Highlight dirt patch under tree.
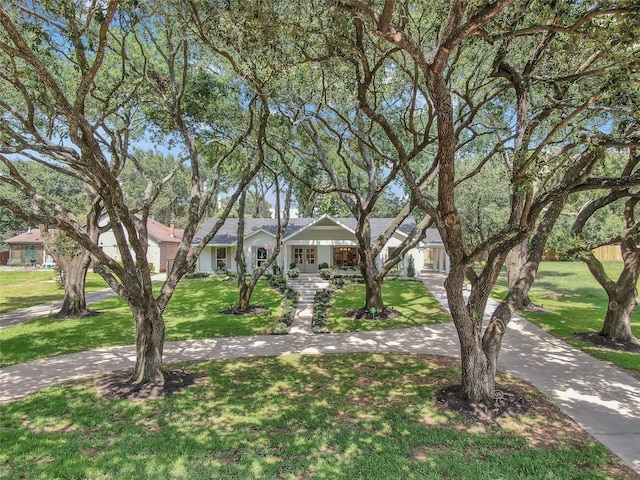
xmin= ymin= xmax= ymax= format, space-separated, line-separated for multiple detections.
xmin=94 ymin=368 xmax=199 ymax=401
xmin=344 ymin=306 xmax=402 ymax=320
xmin=219 ymin=305 xmax=269 ymax=315
xmin=573 ymin=331 xmax=640 ymax=354
xmin=436 ymin=384 xmax=531 ymax=423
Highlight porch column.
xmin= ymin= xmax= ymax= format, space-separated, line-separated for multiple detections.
xmin=281 ymin=244 xmax=287 ymax=272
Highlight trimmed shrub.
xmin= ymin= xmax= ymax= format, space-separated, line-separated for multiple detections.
xmin=407 ymin=254 xmax=416 ymax=278
xmin=269 ymin=278 xmax=299 ymax=335
xmin=319 ymin=268 xmax=332 ymax=279
xmin=331 ymin=274 xmax=364 ymax=288
xmin=312 ymin=288 xmax=333 ymax=333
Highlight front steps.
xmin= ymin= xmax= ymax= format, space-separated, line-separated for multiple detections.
xmin=287 ymin=274 xmax=331 ymax=308
xmin=287 ymin=274 xmax=331 ymax=334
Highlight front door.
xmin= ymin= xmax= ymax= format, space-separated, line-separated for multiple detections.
xmin=305 ymin=247 xmax=316 ymax=273
xmin=26 ymin=245 xmax=37 ymax=266
xmin=293 ymin=246 xmax=317 ymax=273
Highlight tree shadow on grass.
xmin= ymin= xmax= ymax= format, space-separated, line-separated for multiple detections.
xmin=3 ymin=353 xmax=639 ymax=479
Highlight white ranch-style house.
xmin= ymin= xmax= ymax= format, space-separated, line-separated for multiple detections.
xmin=193 ymin=215 xmax=450 ymax=275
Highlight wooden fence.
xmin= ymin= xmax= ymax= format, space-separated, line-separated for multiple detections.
xmin=592 ymin=245 xmax=622 ymax=262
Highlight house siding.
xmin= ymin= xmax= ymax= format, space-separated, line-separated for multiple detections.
xmin=98 ymin=223 xmax=180 ymax=272
xmin=8 ymin=244 xmax=47 ymax=266
xmin=160 ymin=243 xmax=181 ymax=272
xmin=198 ymin=233 xmax=276 ymax=274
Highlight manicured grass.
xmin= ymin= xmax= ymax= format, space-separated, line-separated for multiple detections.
xmin=329 ymin=281 xmax=451 ymax=333
xmin=493 ymin=261 xmax=640 ymax=375
xmin=0 ymin=353 xmax=629 ymax=480
xmin=0 ymin=269 xmax=109 ymax=314
xmin=0 ymin=278 xmax=282 ymax=368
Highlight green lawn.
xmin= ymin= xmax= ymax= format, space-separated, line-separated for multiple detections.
xmin=0 ymin=278 xmax=282 ymax=368
xmin=0 ymin=353 xmax=629 ymax=480
xmin=0 ymin=269 xmax=108 ymax=314
xmin=329 ymin=281 xmax=451 ymax=333
xmin=493 ymin=261 xmax=640 ymax=375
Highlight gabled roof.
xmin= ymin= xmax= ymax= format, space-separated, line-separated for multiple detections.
xmin=193 ymin=216 xmax=443 ymax=246
xmin=322 ymin=217 xmax=424 ymax=240
xmin=145 ymin=217 xmax=183 ymax=244
xmin=282 ymin=215 xmax=355 ymax=241
xmin=193 ymin=218 xmax=311 ymax=246
xmin=424 ymin=228 xmax=443 ymax=244
xmin=6 ymin=228 xmax=46 ymax=245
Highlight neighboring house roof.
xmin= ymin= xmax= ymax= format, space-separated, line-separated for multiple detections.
xmin=6 ymin=218 xmax=183 ymax=247
xmin=6 ymin=228 xmax=46 ymax=245
xmin=145 ymin=217 xmax=183 ymax=244
xmin=193 ymin=216 xmax=443 ymax=246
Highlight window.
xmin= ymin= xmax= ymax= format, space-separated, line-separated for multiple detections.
xmin=256 ymin=247 xmax=268 ymax=268
xmin=216 ymin=247 xmax=227 ymax=269
xmin=333 ymin=247 xmax=357 ymax=267
xmin=294 ymin=247 xmax=304 ymax=265
xmin=306 ymin=247 xmax=315 ymax=265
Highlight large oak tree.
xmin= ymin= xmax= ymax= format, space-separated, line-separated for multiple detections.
xmin=0 ymin=0 xmax=262 ymax=383
xmin=323 ymin=0 xmax=640 ymax=401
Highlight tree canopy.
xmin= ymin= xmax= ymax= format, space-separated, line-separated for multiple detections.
xmin=1 ymin=0 xmax=638 ymax=395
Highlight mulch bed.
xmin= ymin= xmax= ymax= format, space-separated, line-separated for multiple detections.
xmin=94 ymin=368 xmax=199 ymax=401
xmin=219 ymin=305 xmax=269 ymax=315
xmin=436 ymin=384 xmax=531 ymax=423
xmin=53 ymin=310 xmax=103 ymax=319
xmin=344 ymin=307 xmax=402 ymax=320
xmin=573 ymin=332 xmax=640 ymax=354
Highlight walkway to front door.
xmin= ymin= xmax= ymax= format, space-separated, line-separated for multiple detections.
xmin=287 ymin=274 xmax=329 ymax=334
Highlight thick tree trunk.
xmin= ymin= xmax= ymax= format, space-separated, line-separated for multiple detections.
xmin=359 ymin=250 xmax=385 ymax=311
xmin=460 ymin=334 xmax=494 ymax=401
xmin=600 ymin=280 xmax=640 ymax=344
xmin=131 ymin=302 xmax=165 ymax=384
xmin=505 ymin=240 xmax=535 ymax=309
xmin=54 ymin=252 xmax=94 ymax=318
xmin=238 ymin=281 xmax=252 ymax=312
xmin=364 ymin=276 xmax=384 ymax=311
xmin=482 ymin=300 xmax=513 ymax=382
xmin=506 ymin=240 xmax=527 ymax=290
xmin=583 ymin=248 xmax=640 ymax=344
xmin=446 ymin=266 xmax=495 ymax=401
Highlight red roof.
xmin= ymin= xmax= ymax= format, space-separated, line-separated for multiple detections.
xmin=6 ymin=218 xmax=183 ymax=245
xmin=6 ymin=228 xmax=45 ymax=244
xmin=145 ymin=217 xmax=183 ymax=244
